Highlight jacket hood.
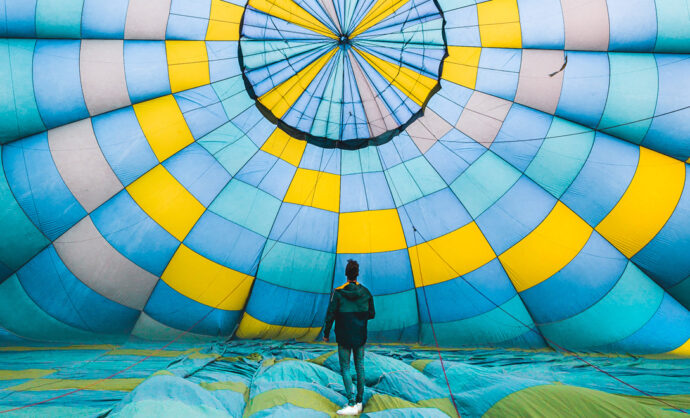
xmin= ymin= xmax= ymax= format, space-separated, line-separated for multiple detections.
xmin=338 ymin=282 xmax=367 ymax=300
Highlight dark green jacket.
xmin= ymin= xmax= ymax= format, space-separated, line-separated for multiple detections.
xmin=323 ymin=282 xmax=375 ymax=348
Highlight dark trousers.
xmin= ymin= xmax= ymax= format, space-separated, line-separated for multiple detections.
xmin=338 ymin=344 xmax=365 ymax=405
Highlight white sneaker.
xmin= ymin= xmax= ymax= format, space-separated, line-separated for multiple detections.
xmin=356 ymin=403 xmax=363 ymax=413
xmin=336 ymin=404 xmax=359 ymax=415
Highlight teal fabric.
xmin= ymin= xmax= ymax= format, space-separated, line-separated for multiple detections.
xmin=339 ymin=344 xmax=365 ymax=405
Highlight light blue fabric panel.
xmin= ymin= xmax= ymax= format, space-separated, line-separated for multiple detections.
xmin=33 ymin=40 xmax=89 ymax=129
xmin=207 ymin=41 xmax=241 ymax=83
xmin=368 ymin=290 xmax=419 ymax=343
xmin=476 ymin=48 xmax=521 ymax=101
xmin=256 ymin=241 xmax=335 ymax=293
xmin=427 ymin=81 xmax=472 ymax=126
xmin=244 ymin=279 xmax=330 ymax=328
xmin=516 ymin=0 xmax=564 ymax=49
xmin=441 ymin=6 xmax=480 ymax=47
xmin=340 ymin=173 xmax=368 ymax=213
xmin=198 ymin=122 xmax=258 ymax=176
xmin=403 ymin=156 xmax=446 ymax=196
xmin=491 ymin=105 xmax=552 ymax=172
xmin=124 ymin=41 xmax=171 ymax=104
xmin=2 ymin=133 xmax=86 ymax=241
xmin=93 ymin=107 xmax=158 ymax=186
xmin=539 ymin=262 xmax=665 ymax=349
xmin=385 ymin=162 xmax=422 ymax=206
xmin=81 ymin=0 xmax=128 ymax=38
xmin=0 ymin=0 xmax=37 ymax=37
xmin=233 ymin=106 xmax=275 ymax=148
xmin=598 ymin=53 xmax=658 ymax=143
xmin=399 ymin=188 xmax=472 ymax=246
xmin=145 ymin=280 xmax=241 ymax=336
xmin=162 ymin=143 xmax=231 ymax=207
xmin=175 ymin=85 xmax=229 ymax=140
xmin=334 ymin=250 xmax=413 ymax=296
xmin=607 ymin=0 xmax=657 ymax=51
xmin=166 ymin=0 xmax=212 ymax=40
xmin=0 ymin=39 xmax=44 ymax=144
xmin=35 ymin=0 xmax=84 ymax=38
xmin=91 ymin=191 xmax=179 ymax=276
xmin=269 ymin=204 xmax=338 ymax=253
xmin=520 ymin=231 xmax=627 ymax=324
xmin=363 ymin=171 xmax=396 ymax=211
xmin=560 ymin=134 xmax=638 ymax=227
xmin=655 ymin=0 xmax=690 ymax=52
xmin=525 ymin=117 xmax=595 ymax=198
xmin=642 ymin=55 xmax=690 ymax=160
xmin=209 ymin=180 xmax=281 ymax=237
xmin=299 ymin=145 xmax=341 ymax=174
xmin=215 ymin=76 xmax=254 ymax=120
xmin=184 ymin=211 xmax=265 ymax=275
xmin=475 ymin=176 xmax=556 ymax=255
xmin=556 ymin=51 xmax=609 ymax=128
xmin=17 ymin=246 xmax=139 ymax=334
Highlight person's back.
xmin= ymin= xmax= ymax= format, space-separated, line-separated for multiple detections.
xmin=323 ymin=260 xmax=375 ymax=416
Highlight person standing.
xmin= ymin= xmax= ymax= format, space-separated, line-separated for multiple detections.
xmin=323 ymin=259 xmax=375 ymax=416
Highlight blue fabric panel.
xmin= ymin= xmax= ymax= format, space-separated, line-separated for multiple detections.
xmin=399 ymin=188 xmax=472 ymax=247
xmin=363 ymin=171 xmax=395 ymax=211
xmin=33 ymin=40 xmax=89 ymax=129
xmin=91 ymin=191 xmax=179 ymax=276
xmin=235 ymin=151 xmax=279 ymax=187
xmin=175 ymin=85 xmax=229 ymax=140
xmin=299 ymin=145 xmax=341 ymax=174
xmin=207 ymin=41 xmax=241 ymax=83
xmin=392 ymin=133 xmax=422 ymax=162
xmin=670 ymin=276 xmax=690 ymax=308
xmin=419 ymin=259 xmax=516 ymax=323
xmin=209 ymin=180 xmax=281 ymax=237
xmin=0 ymin=0 xmax=37 ymax=37
xmin=257 ymin=158 xmax=296 ymax=200
xmin=441 ymin=7 xmax=480 ymax=47
xmin=81 ymin=0 xmax=128 ymax=38
xmin=633 ymin=165 xmax=690 ymax=289
xmin=520 ymin=232 xmax=628 ymax=324
xmin=643 ymin=55 xmax=690 ymax=160
xmin=334 ymin=250 xmax=413 ymax=296
xmin=184 ymin=211 xmax=265 ymax=275
xmin=428 ymin=81 xmax=472 ymax=126
xmin=517 ymin=0 xmax=564 ymax=49
xmin=607 ymin=293 xmax=690 ymax=354
xmin=561 ymin=134 xmax=638 ymax=227
xmin=145 ymin=280 xmax=241 ymax=336
xmin=476 ymin=176 xmax=556 ymax=255
xmin=606 ymin=0 xmax=657 ymax=51
xmin=257 ymin=241 xmax=335 ymax=294
xmin=93 ymin=107 xmax=158 ymax=186
xmin=377 ymin=140 xmax=403 ymax=169
xmin=340 ymin=174 xmax=367 ymax=213
xmin=476 ymin=48 xmax=521 ymax=101
xmin=17 ymin=246 xmax=139 ymax=334
xmin=162 ymin=143 xmax=231 ymax=207
xmin=124 ymin=41 xmax=171 ymax=103
xmin=166 ymin=0 xmax=212 ymax=40
xmin=491 ymin=105 xmax=552 ymax=172
xmin=420 ymin=142 xmax=467 ymax=185
xmin=233 ymin=106 xmax=275 ymax=148
xmin=2 ymin=133 xmax=86 ymax=241
xmin=556 ymin=51 xmax=609 ymax=128
xmin=367 ymin=290 xmax=419 ymax=343
xmin=269 ymin=204 xmax=338 ymax=253
xmin=245 ymin=279 xmax=329 ymax=328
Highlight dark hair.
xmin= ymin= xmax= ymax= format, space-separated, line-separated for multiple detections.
xmin=345 ymin=259 xmax=359 ymax=281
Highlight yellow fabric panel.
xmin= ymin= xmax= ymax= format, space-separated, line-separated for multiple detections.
xmin=133 ymin=95 xmax=195 ymax=162
xmin=236 ymin=313 xmax=321 ymax=340
xmin=259 ymin=49 xmax=336 ymax=117
xmin=665 ymin=339 xmax=690 ymax=358
xmin=476 ymin=0 xmax=522 ymax=48
xmin=284 ymin=168 xmax=340 ymax=212
xmin=162 ymin=245 xmax=254 ymax=310
xmin=127 ymin=165 xmax=205 ymax=241
xmin=261 ymin=128 xmax=306 ymax=166
xmin=356 ymin=48 xmax=437 ymax=106
xmin=0 ymin=369 xmax=55 ymax=380
xmin=500 ymin=202 xmax=593 ymax=292
xmin=206 ymin=0 xmax=243 ymax=40
xmin=350 ymin=0 xmax=410 ymax=38
xmin=442 ymin=46 xmax=481 ymax=88
xmin=337 ymin=209 xmax=407 ymax=253
xmin=7 ymin=378 xmax=143 ymax=392
xmin=596 ymin=148 xmax=685 ymax=258
xmin=166 ymin=40 xmax=211 ymax=93
xmin=408 ymin=222 xmax=495 ymax=287
xmin=248 ymin=0 xmax=336 ymax=38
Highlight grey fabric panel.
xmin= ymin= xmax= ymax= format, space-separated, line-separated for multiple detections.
xmin=349 ymin=51 xmax=386 ymax=137
xmin=54 ymin=216 xmax=159 ymax=310
xmin=561 ymin=0 xmax=610 ymax=51
xmin=48 ymin=119 xmax=123 ymax=213
xmin=125 ymin=0 xmax=171 ymax=40
xmin=318 ymin=0 xmax=342 ymax=33
xmin=406 ymin=109 xmax=452 ymax=154
xmin=514 ymin=49 xmax=565 ymax=115
xmin=80 ymin=40 xmax=131 ymax=116
xmin=456 ymin=91 xmax=511 ymax=148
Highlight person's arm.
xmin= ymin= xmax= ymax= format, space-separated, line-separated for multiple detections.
xmin=323 ymin=292 xmax=338 ymax=341
xmin=368 ymin=291 xmax=375 ymax=319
